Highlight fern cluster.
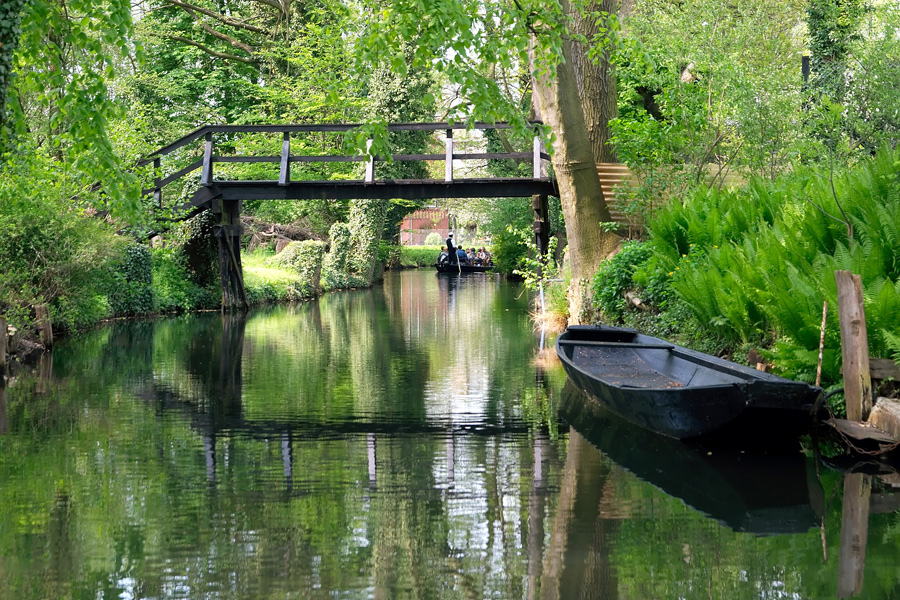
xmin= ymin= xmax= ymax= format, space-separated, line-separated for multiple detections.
xmin=649 ymin=146 xmax=900 ymax=384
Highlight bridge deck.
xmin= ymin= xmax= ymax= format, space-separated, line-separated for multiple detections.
xmin=213 ymin=177 xmax=558 ymax=201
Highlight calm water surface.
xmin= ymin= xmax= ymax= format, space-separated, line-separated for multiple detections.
xmin=0 ymin=270 xmax=898 ymax=599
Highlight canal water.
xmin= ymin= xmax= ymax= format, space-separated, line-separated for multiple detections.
xmin=0 ymin=269 xmax=897 ymax=599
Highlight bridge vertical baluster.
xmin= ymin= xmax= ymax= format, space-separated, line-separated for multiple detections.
xmin=153 ymin=157 xmax=162 ymax=207
xmin=445 ymin=129 xmax=453 ymax=182
xmin=365 ymin=139 xmax=374 ymax=183
xmin=533 ymin=135 xmax=542 ymax=179
xmin=279 ymin=131 xmax=290 ymax=186
xmin=201 ymin=131 xmax=214 ymax=186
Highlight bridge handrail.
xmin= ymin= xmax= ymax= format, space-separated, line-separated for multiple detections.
xmin=144 ymin=121 xmax=544 ymax=160
xmin=143 ymin=121 xmax=552 ymax=205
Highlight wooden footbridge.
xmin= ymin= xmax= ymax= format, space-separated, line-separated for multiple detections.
xmin=143 ymin=122 xmax=558 ymax=308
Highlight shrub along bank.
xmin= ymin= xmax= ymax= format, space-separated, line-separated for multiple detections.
xmin=591 ymin=146 xmax=900 ymax=397
xmin=0 ymin=198 xmax=393 ymax=355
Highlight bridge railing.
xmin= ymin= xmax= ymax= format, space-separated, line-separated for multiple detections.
xmin=141 ymin=122 xmax=551 ymax=207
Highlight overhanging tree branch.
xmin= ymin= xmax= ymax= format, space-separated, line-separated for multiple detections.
xmin=161 ymin=0 xmax=269 ymax=35
xmin=150 ymin=32 xmax=258 ymax=63
xmin=182 ymin=7 xmax=257 ymax=55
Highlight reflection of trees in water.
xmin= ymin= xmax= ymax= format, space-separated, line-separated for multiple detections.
xmin=13 ymin=273 xmax=900 ymax=599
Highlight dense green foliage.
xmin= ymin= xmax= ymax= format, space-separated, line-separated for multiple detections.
xmin=107 ymin=243 xmax=153 ymax=316
xmin=267 ymin=240 xmax=328 ymax=296
xmin=0 ymin=152 xmax=124 ymax=332
xmin=151 ymin=246 xmax=219 ymax=312
xmin=593 ymin=147 xmax=900 ymax=385
xmin=609 ymin=0 xmax=900 ymax=219
xmin=398 ymin=246 xmax=441 ymax=268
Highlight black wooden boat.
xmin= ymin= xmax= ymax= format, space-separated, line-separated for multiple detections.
xmin=556 ymin=325 xmax=823 ymax=440
xmin=434 ymin=251 xmax=492 ymax=273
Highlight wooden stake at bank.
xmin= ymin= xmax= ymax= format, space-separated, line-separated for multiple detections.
xmin=0 ymin=315 xmax=6 ymax=377
xmin=835 ymin=270 xmax=872 ymax=421
xmin=35 ymin=304 xmax=53 ymax=350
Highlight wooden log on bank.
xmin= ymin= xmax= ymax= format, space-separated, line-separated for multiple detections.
xmin=867 ymin=398 xmax=900 ymax=442
xmin=836 ymin=271 xmax=872 ymax=421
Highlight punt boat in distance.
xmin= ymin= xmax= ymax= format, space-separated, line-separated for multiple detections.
xmin=434 ymin=251 xmax=492 ymax=273
xmin=556 ymin=325 xmax=823 ymax=441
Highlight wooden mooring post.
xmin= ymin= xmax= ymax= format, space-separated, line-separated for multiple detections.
xmin=35 ymin=304 xmax=53 ymax=349
xmin=835 ymin=271 xmax=872 ymax=421
xmin=0 ymin=315 xmax=6 ymax=378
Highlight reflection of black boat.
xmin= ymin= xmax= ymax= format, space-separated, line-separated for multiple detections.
xmin=435 ymin=251 xmax=492 ymax=273
xmin=560 ymin=383 xmax=822 ymax=535
xmin=556 ymin=325 xmax=822 ymax=440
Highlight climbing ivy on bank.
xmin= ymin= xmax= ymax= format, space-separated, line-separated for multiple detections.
xmin=107 ymin=243 xmax=153 ymax=316
xmin=348 ymin=198 xmax=388 ymax=284
xmin=806 ymin=0 xmax=868 ymax=101
xmin=0 ymin=0 xmax=25 ymax=129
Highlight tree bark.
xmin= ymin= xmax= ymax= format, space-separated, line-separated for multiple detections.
xmin=570 ymin=0 xmax=619 ymax=163
xmin=530 ymin=9 xmax=619 ymax=322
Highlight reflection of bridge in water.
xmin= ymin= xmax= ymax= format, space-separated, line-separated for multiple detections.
xmin=134 ymin=313 xmax=549 ymax=491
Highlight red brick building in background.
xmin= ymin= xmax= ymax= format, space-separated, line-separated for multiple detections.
xmin=399 ymin=207 xmax=450 ymax=245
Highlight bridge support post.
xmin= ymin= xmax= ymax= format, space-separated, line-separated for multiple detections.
xmin=213 ymin=199 xmax=249 ymax=311
xmin=533 ymin=194 xmax=550 ymax=256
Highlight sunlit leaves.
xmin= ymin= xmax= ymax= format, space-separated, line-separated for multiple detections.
xmin=10 ymin=0 xmax=142 ymax=219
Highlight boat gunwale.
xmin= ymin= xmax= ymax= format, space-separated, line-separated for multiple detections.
xmin=556 ymin=327 xmax=815 ymax=393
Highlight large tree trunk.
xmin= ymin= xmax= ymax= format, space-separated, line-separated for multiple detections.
xmin=531 ymin=8 xmax=619 ymax=322
xmin=570 ymin=0 xmax=619 ymax=164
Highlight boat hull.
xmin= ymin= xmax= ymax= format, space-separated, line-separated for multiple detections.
xmin=434 ymin=263 xmax=492 ymax=273
xmin=556 ymin=325 xmax=821 ymax=440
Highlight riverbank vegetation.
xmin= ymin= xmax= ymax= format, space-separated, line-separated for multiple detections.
xmin=590 ymin=146 xmax=900 ymax=392
xmin=2 ymin=0 xmax=900 ymax=384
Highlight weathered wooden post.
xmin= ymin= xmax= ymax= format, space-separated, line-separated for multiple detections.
xmin=532 ymin=195 xmax=550 ymax=256
xmin=214 ymin=198 xmax=249 ymax=311
xmin=35 ymin=304 xmax=53 ymax=349
xmin=365 ymin=138 xmax=374 ymax=183
xmin=0 ymin=315 xmax=6 ymax=378
xmin=837 ymin=473 xmax=871 ymax=598
xmin=201 ymin=131 xmax=214 ymax=186
xmin=444 ymin=129 xmax=453 ymax=182
xmin=835 ymin=270 xmax=872 ymax=421
xmin=153 ymin=156 xmax=162 ymax=207
xmin=279 ymin=131 xmax=291 ymax=186
xmin=532 ymin=132 xmax=550 ymax=256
